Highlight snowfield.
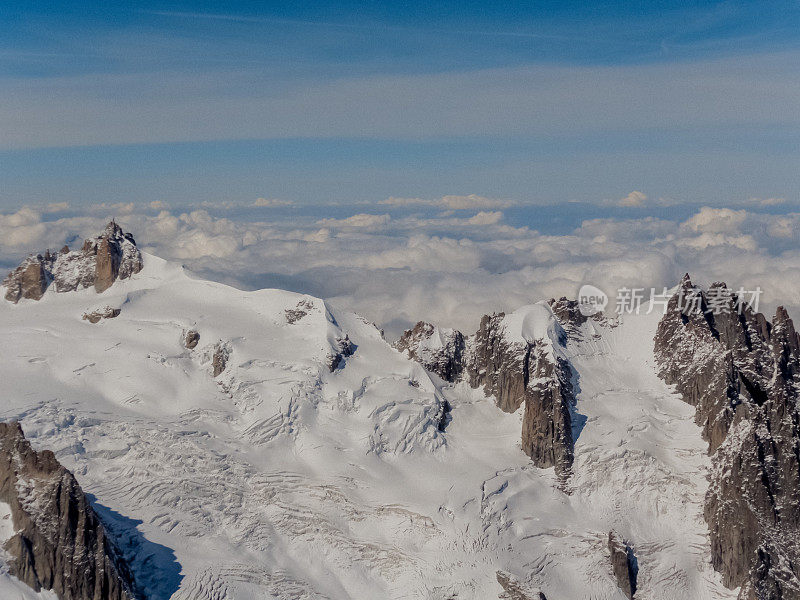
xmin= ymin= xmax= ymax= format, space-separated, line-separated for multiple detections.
xmin=0 ymin=253 xmax=737 ymax=599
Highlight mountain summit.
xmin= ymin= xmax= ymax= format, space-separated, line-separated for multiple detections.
xmin=3 ymin=221 xmax=143 ymax=303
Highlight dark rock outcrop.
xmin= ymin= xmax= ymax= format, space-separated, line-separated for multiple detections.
xmin=394 ymin=322 xmax=465 ymax=382
xmin=285 ymin=299 xmax=315 ymax=324
xmin=397 ymin=307 xmax=577 ymax=478
xmin=82 ymin=306 xmax=121 ymax=324
xmin=327 ymin=335 xmax=355 ymax=372
xmin=0 ymin=421 xmax=138 ymax=600
xmin=183 ymin=329 xmax=200 ymax=350
xmin=212 ymin=342 xmax=230 ymax=377
xmin=464 ymin=311 xmax=574 ymax=477
xmin=437 ymin=400 xmax=452 ymax=432
xmin=518 ymin=341 xmax=575 ymax=476
xmin=466 ymin=313 xmax=528 ymax=413
xmin=608 ymin=532 xmax=637 ymax=599
xmin=3 ymin=255 xmax=51 ymax=303
xmin=3 ymin=221 xmax=143 ymax=303
xmin=654 ymin=275 xmax=800 ymax=599
xmin=548 ymin=297 xmax=589 ymax=332
xmin=548 ymin=296 xmax=608 ymax=338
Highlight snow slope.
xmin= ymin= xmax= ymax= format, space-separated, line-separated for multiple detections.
xmin=0 ymin=254 xmax=736 ymax=599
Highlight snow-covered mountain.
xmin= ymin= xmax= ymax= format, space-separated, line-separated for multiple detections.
xmin=0 ymin=223 xmax=797 ymax=600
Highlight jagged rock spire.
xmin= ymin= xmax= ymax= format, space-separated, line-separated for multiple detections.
xmin=654 ymin=277 xmax=800 ymax=598
xmin=2 ymin=221 xmax=143 ymax=303
xmin=0 ymin=421 xmax=139 ymax=600
xmin=395 ymin=305 xmax=576 ymax=480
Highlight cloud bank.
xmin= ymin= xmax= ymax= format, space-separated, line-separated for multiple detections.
xmin=0 ymin=204 xmax=797 ymax=338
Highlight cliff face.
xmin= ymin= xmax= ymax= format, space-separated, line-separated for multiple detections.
xmin=396 ymin=303 xmax=576 ymax=478
xmin=3 ymin=221 xmax=143 ymax=303
xmin=517 ymin=340 xmax=574 ymax=476
xmin=394 ymin=322 xmax=465 ymax=383
xmin=464 ymin=310 xmax=575 ymax=477
xmin=608 ymin=532 xmax=638 ymax=599
xmin=3 ymin=254 xmax=51 ymax=303
xmin=654 ymin=276 xmax=800 ymax=599
xmin=0 ymin=421 xmax=138 ymax=600
xmin=465 ymin=313 xmax=530 ymax=412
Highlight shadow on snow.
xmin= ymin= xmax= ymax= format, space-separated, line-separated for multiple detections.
xmin=87 ymin=494 xmax=183 ymax=600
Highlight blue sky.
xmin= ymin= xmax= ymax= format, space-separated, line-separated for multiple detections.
xmin=1 ymin=1 xmax=799 ymax=210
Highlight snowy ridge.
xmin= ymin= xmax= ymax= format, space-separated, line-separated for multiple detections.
xmin=498 ymin=302 xmax=565 ymax=354
xmin=0 ymin=248 xmax=744 ymax=599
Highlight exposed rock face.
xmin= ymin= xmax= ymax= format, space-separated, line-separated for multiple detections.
xmin=394 ymin=322 xmax=465 ymax=382
xmin=2 ymin=221 xmax=143 ymax=303
xmin=608 ymin=532 xmax=637 ymax=599
xmin=654 ymin=276 xmax=800 ymax=599
xmin=466 ymin=313 xmax=529 ymax=412
xmin=183 ymin=329 xmax=200 ymax=349
xmin=437 ymin=400 xmax=452 ymax=432
xmin=0 ymin=421 xmax=138 ymax=600
xmin=327 ymin=335 xmax=356 ymax=372
xmin=285 ymin=299 xmax=315 ymax=324
xmin=212 ymin=342 xmax=230 ymax=377
xmin=397 ymin=306 xmax=576 ymax=478
xmin=496 ymin=571 xmax=548 ymax=599
xmin=3 ymin=255 xmax=51 ymax=303
xmin=94 ymin=237 xmax=120 ymax=293
xmin=518 ymin=341 xmax=574 ymax=475
xmin=548 ymin=296 xmax=608 ymax=338
xmin=83 ymin=222 xmax=143 ymax=294
xmin=548 ymin=297 xmax=589 ymax=333
xmin=464 ymin=310 xmax=574 ymax=477
xmin=82 ymin=306 xmax=121 ymax=324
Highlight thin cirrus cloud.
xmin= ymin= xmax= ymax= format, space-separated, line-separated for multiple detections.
xmin=1 ymin=52 xmax=798 ymax=150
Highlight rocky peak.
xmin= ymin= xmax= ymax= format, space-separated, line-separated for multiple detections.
xmin=654 ymin=276 xmax=800 ymax=599
xmin=771 ymin=306 xmax=800 ymax=380
xmin=394 ymin=321 xmax=466 ymax=382
xmin=461 ymin=306 xmax=575 ymax=477
xmin=2 ymin=254 xmax=51 ymax=303
xmin=397 ymin=305 xmax=576 ymax=479
xmin=0 ymin=421 xmax=138 ymax=600
xmin=466 ymin=312 xmax=529 ymax=412
xmin=2 ymin=221 xmax=143 ymax=303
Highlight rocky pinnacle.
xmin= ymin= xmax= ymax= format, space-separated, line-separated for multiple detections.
xmin=3 ymin=221 xmax=143 ymax=303
xmin=654 ymin=275 xmax=800 ymax=600
xmin=395 ymin=302 xmax=578 ymax=479
xmin=0 ymin=421 xmax=138 ymax=600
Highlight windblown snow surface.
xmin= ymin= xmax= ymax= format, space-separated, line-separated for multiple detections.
xmin=0 ymin=254 xmax=737 ymax=599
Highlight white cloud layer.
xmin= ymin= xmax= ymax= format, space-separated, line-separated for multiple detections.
xmin=0 ymin=205 xmax=798 ymax=338
xmin=617 ymin=191 xmax=647 ymax=207
xmin=254 ymin=198 xmax=293 ymax=207
xmin=380 ymin=194 xmax=513 ymax=210
xmin=316 ymin=213 xmax=391 ymax=229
